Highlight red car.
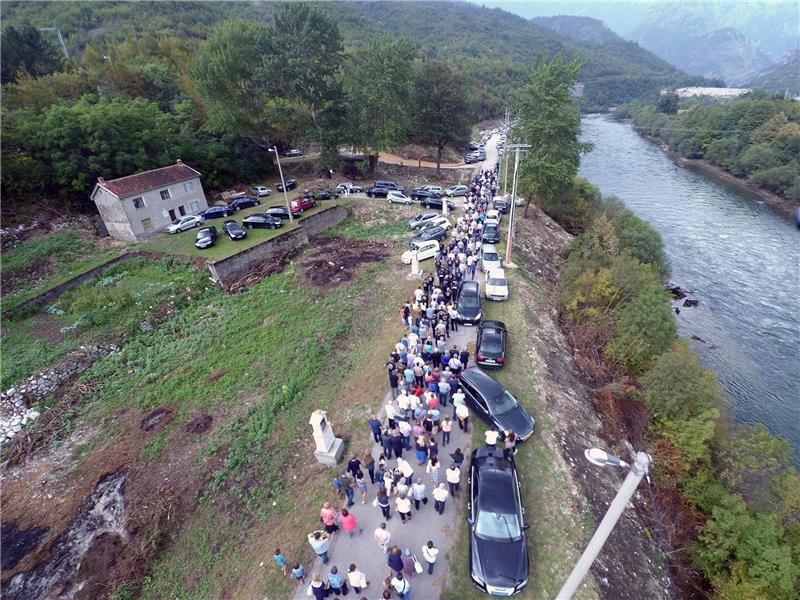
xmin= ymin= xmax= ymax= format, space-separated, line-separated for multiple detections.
xmin=289 ymin=195 xmax=317 ymax=214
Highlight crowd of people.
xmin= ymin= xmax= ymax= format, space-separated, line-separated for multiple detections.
xmin=278 ymin=166 xmax=499 ymax=600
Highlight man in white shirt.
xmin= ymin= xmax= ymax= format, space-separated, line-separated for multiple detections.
xmin=398 ymin=419 xmax=412 ymax=451
xmin=485 ymin=429 xmax=500 ymax=447
xmin=445 ymin=463 xmax=461 ymax=497
xmin=391 ymin=573 xmax=411 ymax=597
xmin=395 ymin=492 xmax=412 ymax=523
xmin=374 ymin=522 xmax=391 ymax=554
xmin=421 ymin=540 xmax=439 ymax=574
xmin=432 ymin=482 xmax=449 ymax=514
xmin=397 ymin=391 xmax=410 ymax=419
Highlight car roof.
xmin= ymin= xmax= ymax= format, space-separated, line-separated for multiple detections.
xmin=483 ymin=244 xmax=498 ymax=252
xmin=460 ymin=280 xmax=479 ymax=292
xmin=461 ymin=367 xmax=505 ymax=398
xmin=480 ymin=320 xmax=506 ymax=332
xmin=488 ymin=268 xmax=505 ymax=278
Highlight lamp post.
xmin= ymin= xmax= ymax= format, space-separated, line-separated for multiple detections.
xmin=269 ymin=147 xmax=293 ymax=222
xmin=556 ymin=449 xmax=652 ymax=600
xmin=504 ymin=143 xmax=530 ymax=266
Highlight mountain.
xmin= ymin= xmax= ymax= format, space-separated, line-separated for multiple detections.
xmin=532 ymin=15 xmax=617 ymax=46
xmin=747 ymin=49 xmax=800 ymax=96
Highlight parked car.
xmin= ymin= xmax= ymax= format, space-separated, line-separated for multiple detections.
xmin=387 ymin=190 xmax=413 ymax=205
xmin=242 ymin=213 xmax=283 ymax=229
xmin=228 ymin=196 xmax=261 ymax=211
xmin=485 ymin=267 xmax=509 ymax=301
xmin=289 ymin=195 xmax=316 ymax=214
xmin=459 ymin=367 xmax=535 ymax=441
xmin=367 ymin=185 xmax=391 ymax=198
xmin=336 ymin=182 xmax=364 ymax=194
xmin=484 ymin=209 xmax=500 ymax=226
xmin=166 ymin=214 xmax=204 ymax=234
xmin=476 ymin=320 xmax=507 ymax=368
xmin=374 ymin=180 xmax=404 ymax=192
xmin=482 ymin=224 xmax=501 ymax=244
xmin=277 ymin=179 xmax=298 ymax=192
xmin=410 ymin=225 xmax=447 ymax=245
xmin=202 ymin=205 xmax=234 ymax=219
xmin=304 ymin=186 xmax=338 ymax=201
xmin=420 ymin=196 xmax=456 ymax=211
xmin=456 ymin=280 xmax=481 ymax=325
xmin=221 ymin=219 xmax=247 ymax=240
xmin=418 ymin=216 xmax=451 ymax=233
xmin=481 ymin=244 xmax=501 ymax=273
xmin=265 ymin=206 xmax=295 ymax=220
xmin=468 ymin=445 xmax=530 ymax=596
xmin=284 ymin=148 xmax=303 ymax=157
xmin=195 ymin=226 xmax=218 ymax=249
xmin=464 ymin=154 xmax=481 ymax=164
xmin=420 ymin=185 xmax=444 ymax=195
xmin=408 ymin=211 xmax=440 ymax=229
xmin=250 ymin=185 xmax=272 ymax=197
xmin=444 ymin=184 xmax=469 ymax=197
xmin=401 ymin=239 xmax=440 ymax=264
xmin=469 ymin=141 xmax=481 ymax=151
xmin=411 ymin=188 xmax=439 ymax=202
xmin=493 ymin=198 xmax=509 ymax=213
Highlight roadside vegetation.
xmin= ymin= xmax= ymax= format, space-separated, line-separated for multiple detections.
xmin=618 ymin=92 xmax=800 ymax=204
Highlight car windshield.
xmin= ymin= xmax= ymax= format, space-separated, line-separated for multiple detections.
xmin=488 ymin=276 xmax=507 ymax=287
xmin=198 ymin=230 xmax=212 ymax=238
xmin=481 ymin=333 xmax=503 ymax=354
xmin=488 ymin=391 xmax=518 ymax=416
xmin=171 ymin=219 xmax=181 ymax=225
xmin=460 ymin=293 xmax=479 ymax=309
xmin=475 ymin=509 xmax=521 ymax=541
xmin=483 ymin=252 xmax=499 ymax=262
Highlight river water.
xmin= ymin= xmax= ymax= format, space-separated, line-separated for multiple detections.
xmin=578 ymin=114 xmax=800 ymax=452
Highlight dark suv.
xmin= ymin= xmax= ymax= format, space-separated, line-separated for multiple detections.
xmin=459 ymin=367 xmax=535 ymax=441
xmin=456 ymin=280 xmax=482 ymax=325
xmin=304 ymin=186 xmax=338 ymax=201
xmin=468 ymin=445 xmax=530 ymax=596
xmin=195 ymin=226 xmax=218 ymax=249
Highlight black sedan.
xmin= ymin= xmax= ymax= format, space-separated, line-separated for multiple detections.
xmin=277 ymin=179 xmax=298 ymax=192
xmin=285 ymin=148 xmax=303 ymax=157
xmin=410 ymin=225 xmax=447 ymax=245
xmin=195 ymin=226 xmax=218 ymax=249
xmin=420 ymin=196 xmax=456 ymax=211
xmin=221 ymin=219 xmax=247 ymax=240
xmin=228 ymin=196 xmax=261 ymax=211
xmin=202 ymin=205 xmax=234 ymax=219
xmin=459 ymin=367 xmax=535 ymax=441
xmin=305 ymin=186 xmax=338 ymax=201
xmin=366 ymin=186 xmax=391 ymax=198
xmin=476 ymin=320 xmax=507 ymax=368
xmin=242 ymin=213 xmax=283 ymax=229
xmin=493 ymin=198 xmax=509 ymax=214
xmin=468 ymin=445 xmax=529 ymax=596
xmin=408 ymin=211 xmax=440 ymax=229
xmin=482 ymin=224 xmax=501 ymax=244
xmin=456 ymin=280 xmax=481 ymax=325
xmin=411 ymin=188 xmax=440 ymax=202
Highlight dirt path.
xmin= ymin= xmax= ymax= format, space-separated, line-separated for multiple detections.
xmin=378 ymin=152 xmax=472 ymax=170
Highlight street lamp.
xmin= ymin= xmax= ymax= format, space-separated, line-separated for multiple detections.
xmin=556 ymin=449 xmax=652 ymax=600
xmin=269 ymin=147 xmax=294 ymax=222
xmin=504 ymin=143 xmax=530 ymax=266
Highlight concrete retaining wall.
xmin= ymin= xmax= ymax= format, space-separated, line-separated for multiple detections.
xmin=207 ymin=204 xmax=349 ymax=285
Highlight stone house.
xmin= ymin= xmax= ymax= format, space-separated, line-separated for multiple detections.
xmin=90 ymin=160 xmax=208 ymax=241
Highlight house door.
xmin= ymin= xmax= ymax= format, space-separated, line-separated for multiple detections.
xmin=178 ymin=205 xmax=186 ymax=216
xmin=168 ymin=209 xmax=177 ymax=221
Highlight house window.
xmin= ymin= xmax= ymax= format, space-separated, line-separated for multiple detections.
xmin=132 ymin=197 xmax=146 ymax=210
xmin=142 ymin=218 xmax=153 ymax=231
xmin=189 ymin=200 xmax=200 ymax=212
xmin=183 ymin=181 xmax=194 ymax=193
xmin=160 ymin=189 xmax=171 ymax=200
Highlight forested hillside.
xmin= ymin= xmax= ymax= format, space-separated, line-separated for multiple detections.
xmin=618 ymin=93 xmax=800 ymax=204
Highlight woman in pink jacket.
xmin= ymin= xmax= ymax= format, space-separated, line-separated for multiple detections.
xmin=339 ymin=508 xmax=362 ymax=538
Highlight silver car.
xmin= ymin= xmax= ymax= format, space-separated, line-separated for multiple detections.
xmin=166 ymin=214 xmax=204 ymax=234
xmin=445 ymin=185 xmax=469 ymax=197
xmin=387 ymin=190 xmax=413 ymax=205
xmin=481 ymin=244 xmax=502 ymax=273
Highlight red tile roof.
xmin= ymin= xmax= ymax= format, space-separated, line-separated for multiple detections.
xmin=98 ymin=161 xmax=201 ymax=198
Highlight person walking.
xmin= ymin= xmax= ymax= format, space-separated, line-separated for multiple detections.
xmin=485 ymin=429 xmax=500 ymax=448
xmin=426 ymin=456 xmax=442 ymax=487
xmin=456 ymin=401 xmax=469 ymax=433
xmin=347 ymin=455 xmax=361 ymax=479
xmin=273 ymin=548 xmax=287 ymax=576
xmin=451 ymin=387 xmax=465 ymax=419
xmin=391 ymin=572 xmax=412 ymax=600
xmin=290 ymin=562 xmax=306 ymax=586
xmin=355 ymin=470 xmax=368 ymax=503
xmin=396 ymin=492 xmax=413 ymax=524
xmin=446 ymin=463 xmax=461 ymax=497
xmin=363 ymin=451 xmax=376 ymax=485
xmin=401 ymin=548 xmax=416 ymax=578
xmin=308 ymin=573 xmax=328 ymax=600
xmin=398 ymin=419 xmax=412 ymax=451
xmin=503 ymin=429 xmax=518 ymax=455
xmin=421 ymin=540 xmax=439 ymax=575
xmin=387 ymin=546 xmax=404 ymax=575
xmin=396 ymin=456 xmax=414 ymax=485
xmin=368 ymin=415 xmax=382 ymax=444
xmin=450 ymin=447 xmax=465 ymax=470
xmin=347 ymin=564 xmax=368 ymax=594
xmin=374 ymin=522 xmax=391 ymax=554
xmin=327 ymin=566 xmax=349 ymax=596
xmin=427 ymin=436 xmax=439 ymax=461
xmin=381 ymin=429 xmax=394 ymax=460
xmin=410 ymin=477 xmax=427 ymax=510
xmin=390 ymin=429 xmax=404 ymax=459
xmin=414 ymin=434 xmax=428 ymax=465
xmin=376 ymin=486 xmax=392 ymax=520
xmin=433 ymin=482 xmax=449 ymax=515
xmin=438 ymin=378 xmax=451 ymax=407
xmin=440 ymin=416 xmax=453 ymax=446
xmin=339 ymin=508 xmax=362 ymax=537
xmin=307 ymin=531 xmax=330 ymax=564
xmin=320 ymin=501 xmax=339 ymax=533
xmin=340 ymin=473 xmax=355 ymax=507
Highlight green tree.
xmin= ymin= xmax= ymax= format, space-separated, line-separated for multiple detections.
xmin=618 ymin=213 xmax=670 ymax=277
xmin=411 ymin=60 xmax=471 ymax=172
xmin=345 ymin=35 xmax=415 ymax=173
xmin=605 ymin=281 xmax=676 ymax=374
xmin=657 ymin=91 xmax=679 ymax=115
xmin=1 ymin=21 xmax=62 ymax=84
xmin=516 ymin=54 xmax=592 ymax=214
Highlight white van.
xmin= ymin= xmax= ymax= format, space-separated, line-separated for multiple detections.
xmin=401 ymin=239 xmax=440 ymax=264
xmin=485 ymin=268 xmax=508 ymax=301
xmin=481 ymin=244 xmax=501 ymax=273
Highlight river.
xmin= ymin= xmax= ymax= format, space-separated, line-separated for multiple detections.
xmin=578 ymin=114 xmax=800 ymax=452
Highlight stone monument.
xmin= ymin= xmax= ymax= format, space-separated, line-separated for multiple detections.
xmin=309 ymin=409 xmax=344 ymax=466
xmin=407 ymin=250 xmax=422 ymax=279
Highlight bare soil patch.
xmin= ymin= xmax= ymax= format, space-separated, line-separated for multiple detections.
xmin=298 ymin=236 xmax=389 ymax=287
xmin=139 ymin=408 xmax=172 ymax=433
xmin=1 ymin=256 xmax=54 ymax=295
xmin=26 ymin=313 xmax=72 ymax=344
xmin=185 ymin=413 xmax=213 ymax=434
xmin=222 ymin=249 xmax=300 ymax=294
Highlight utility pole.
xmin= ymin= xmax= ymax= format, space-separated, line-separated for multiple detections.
xmin=38 ymin=27 xmax=69 ymax=59
xmin=504 ymin=143 xmax=529 ymax=266
xmin=556 ymin=451 xmax=652 ymax=600
xmin=269 ymin=147 xmax=294 ymax=222
xmin=502 ymin=108 xmax=510 ymax=196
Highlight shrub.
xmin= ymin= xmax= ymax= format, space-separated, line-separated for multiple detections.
xmin=618 ymin=213 xmax=669 ymax=277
